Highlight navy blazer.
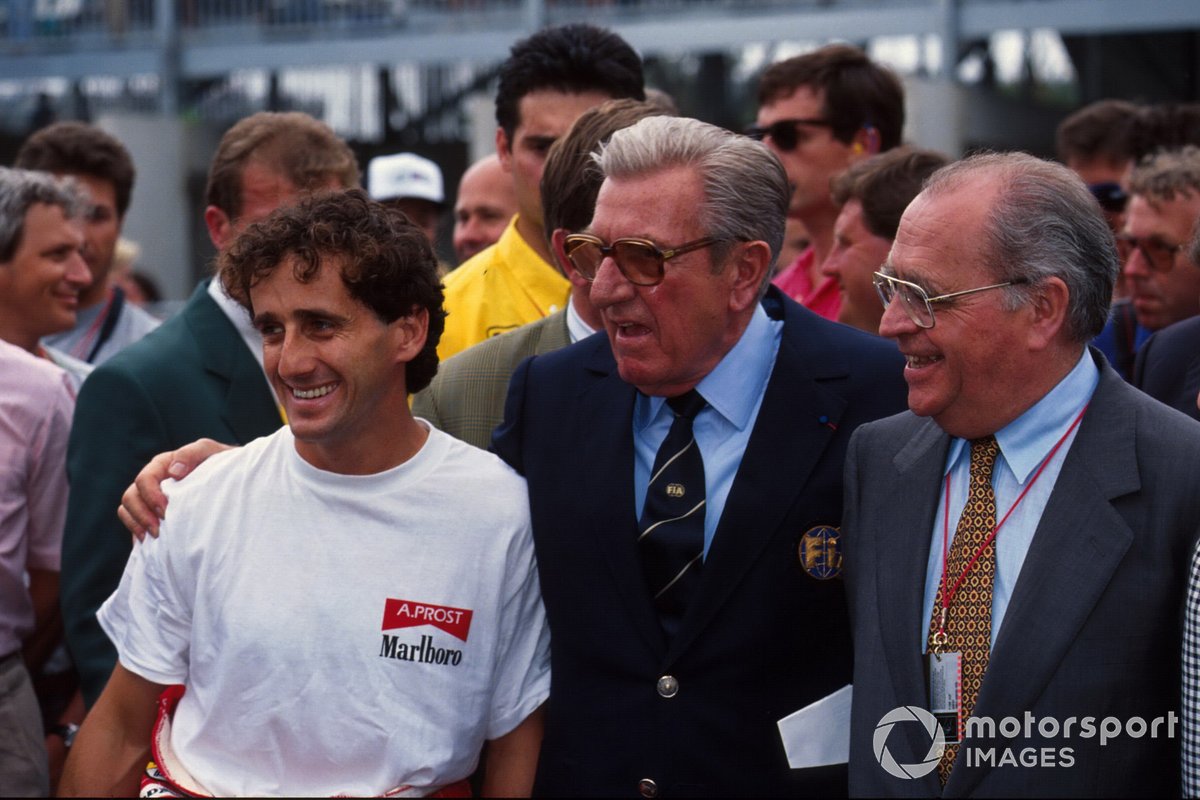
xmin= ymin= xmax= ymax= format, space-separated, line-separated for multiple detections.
xmin=1133 ymin=315 xmax=1200 ymax=423
xmin=493 ymin=287 xmax=907 ymax=796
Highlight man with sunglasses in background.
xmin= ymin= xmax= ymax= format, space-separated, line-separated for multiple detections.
xmin=747 ymin=44 xmax=904 ymax=320
xmin=1118 ymin=145 xmax=1200 ymax=349
xmin=1056 ymin=100 xmax=1138 ymax=241
xmin=491 ymin=115 xmax=906 ymax=795
xmin=1133 ymin=205 xmax=1200 ymax=422
xmin=846 ymin=153 xmax=1200 ymax=796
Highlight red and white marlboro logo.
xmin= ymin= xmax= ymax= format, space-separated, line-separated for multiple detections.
xmin=382 ymin=599 xmax=473 ymax=642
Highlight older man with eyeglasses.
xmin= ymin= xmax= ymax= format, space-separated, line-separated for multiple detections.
xmin=490 ymin=115 xmax=907 ymax=795
xmin=748 ymin=44 xmax=904 ymax=320
xmin=1133 ymin=209 xmax=1200 ymax=423
xmin=845 ymin=152 xmax=1200 ymax=798
xmin=1096 ymin=146 xmax=1200 ymax=380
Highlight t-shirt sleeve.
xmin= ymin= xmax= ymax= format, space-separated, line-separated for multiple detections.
xmin=24 ymin=369 xmax=74 ymax=572
xmin=485 ymin=510 xmax=550 ymax=740
xmin=97 ymin=506 xmax=194 ymax=686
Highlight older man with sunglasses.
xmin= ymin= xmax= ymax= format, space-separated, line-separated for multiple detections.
xmin=747 ymin=44 xmax=904 ymax=320
xmin=1123 ymin=148 xmax=1200 ymax=330
xmin=1096 ymin=146 xmax=1200 ymax=382
xmin=845 ymin=152 xmax=1200 ymax=797
xmin=1133 ymin=206 xmax=1200 ymax=423
xmin=490 ymin=115 xmax=906 ymax=795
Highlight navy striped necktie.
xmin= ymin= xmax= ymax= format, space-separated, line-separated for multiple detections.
xmin=639 ymin=389 xmax=707 ymax=637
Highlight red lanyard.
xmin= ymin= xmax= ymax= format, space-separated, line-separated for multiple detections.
xmin=932 ymin=404 xmax=1089 ymax=646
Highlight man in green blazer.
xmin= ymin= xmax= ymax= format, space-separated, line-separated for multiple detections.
xmin=413 ymin=99 xmax=667 ymax=449
xmin=60 ymin=112 xmax=359 ymax=706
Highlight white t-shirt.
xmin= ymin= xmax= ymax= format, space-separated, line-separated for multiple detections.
xmin=99 ymin=424 xmax=549 ymax=797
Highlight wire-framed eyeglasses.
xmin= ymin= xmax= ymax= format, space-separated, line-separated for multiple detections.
xmin=872 ymin=270 xmax=1029 ymax=329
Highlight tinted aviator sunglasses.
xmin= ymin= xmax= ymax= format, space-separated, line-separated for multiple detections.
xmin=1115 ymin=234 xmax=1186 ymax=272
xmin=743 ymin=118 xmax=833 ymax=151
xmin=563 ymin=233 xmax=727 ymax=286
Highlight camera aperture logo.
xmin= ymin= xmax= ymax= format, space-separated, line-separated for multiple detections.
xmin=874 ymin=706 xmax=1179 ymax=778
xmin=873 ymin=706 xmax=945 ymax=779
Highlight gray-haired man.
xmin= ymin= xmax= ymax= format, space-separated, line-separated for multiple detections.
xmin=846 ymin=152 xmax=1200 ymax=796
xmin=492 ymin=115 xmax=906 ymax=795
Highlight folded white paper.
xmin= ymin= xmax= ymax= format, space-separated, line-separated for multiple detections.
xmin=777 ymin=684 xmax=853 ymax=769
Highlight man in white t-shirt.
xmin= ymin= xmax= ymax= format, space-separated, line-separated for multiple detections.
xmin=59 ymin=190 xmax=549 ymax=798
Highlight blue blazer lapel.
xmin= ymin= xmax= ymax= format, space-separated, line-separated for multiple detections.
xmin=183 ymin=283 xmax=280 ymax=445
xmin=580 ymin=339 xmax=668 ymax=657
xmin=950 ymin=361 xmax=1139 ymax=798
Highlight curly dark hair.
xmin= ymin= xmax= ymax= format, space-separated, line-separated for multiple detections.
xmin=15 ymin=121 xmax=136 ymax=217
xmin=495 ymin=23 xmax=645 ymax=141
xmin=219 ymin=189 xmax=445 ymax=393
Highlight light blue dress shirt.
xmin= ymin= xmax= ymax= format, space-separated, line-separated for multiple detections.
xmin=921 ymin=349 xmax=1099 ymax=650
xmin=633 ymin=304 xmax=784 ymax=557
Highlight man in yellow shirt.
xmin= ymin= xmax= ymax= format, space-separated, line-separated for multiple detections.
xmin=438 ymin=23 xmax=644 ymax=360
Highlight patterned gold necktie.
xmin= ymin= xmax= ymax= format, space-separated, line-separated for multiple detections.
xmin=928 ymin=435 xmax=999 ymax=784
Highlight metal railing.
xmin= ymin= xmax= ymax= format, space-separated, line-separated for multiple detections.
xmin=1 ymin=0 xmax=861 ymax=47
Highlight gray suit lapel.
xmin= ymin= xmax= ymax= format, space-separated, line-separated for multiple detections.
xmin=876 ymin=418 xmax=951 ymax=784
xmin=950 ymin=364 xmax=1139 ymax=797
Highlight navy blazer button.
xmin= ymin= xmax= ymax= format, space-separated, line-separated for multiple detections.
xmin=656 ymin=675 xmax=679 ymax=698
xmin=638 ymin=778 xmax=659 ymax=798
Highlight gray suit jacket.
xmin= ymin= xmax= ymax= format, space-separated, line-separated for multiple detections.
xmin=844 ymin=351 xmax=1200 ymax=797
xmin=413 ymin=310 xmax=571 ymax=450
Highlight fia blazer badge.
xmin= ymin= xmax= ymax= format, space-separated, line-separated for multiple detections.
xmin=798 ymin=525 xmax=842 ymax=580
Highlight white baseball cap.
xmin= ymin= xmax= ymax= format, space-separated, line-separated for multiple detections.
xmin=367 ymin=152 xmax=445 ymax=204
